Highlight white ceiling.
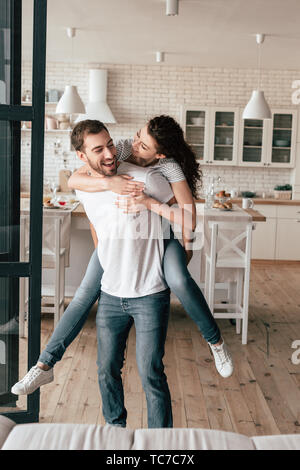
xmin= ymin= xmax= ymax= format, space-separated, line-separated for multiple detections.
xmin=22 ymin=0 xmax=300 ymax=69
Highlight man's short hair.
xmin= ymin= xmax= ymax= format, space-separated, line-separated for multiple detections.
xmin=71 ymin=120 xmax=108 ymax=151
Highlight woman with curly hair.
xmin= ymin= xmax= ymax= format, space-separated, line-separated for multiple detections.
xmin=12 ymin=116 xmax=233 ymax=397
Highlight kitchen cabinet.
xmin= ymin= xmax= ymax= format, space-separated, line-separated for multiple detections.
xmin=181 ymin=106 xmax=239 ymax=166
xmin=251 ymin=205 xmax=277 ymax=259
xmin=208 ymin=107 xmax=239 ymax=166
xmin=238 ymin=117 xmax=268 ymax=167
xmin=182 ymin=106 xmax=298 ymax=168
xmin=275 ymin=205 xmax=300 ymax=260
xmin=251 ymin=203 xmax=300 ymax=261
xmin=267 ymin=110 xmax=297 ymax=168
xmin=238 ymin=109 xmax=297 ymax=168
xmin=180 ymin=106 xmax=210 ymax=162
xmin=276 ymin=218 xmax=300 ymax=260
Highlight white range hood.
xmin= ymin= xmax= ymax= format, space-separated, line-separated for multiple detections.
xmin=77 ymin=69 xmax=116 ymax=124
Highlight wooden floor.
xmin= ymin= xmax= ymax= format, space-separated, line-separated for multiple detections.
xmin=33 ymin=263 xmax=300 ymax=434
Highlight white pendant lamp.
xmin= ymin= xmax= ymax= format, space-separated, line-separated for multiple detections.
xmin=156 ymin=51 xmax=165 ymax=63
xmin=166 ymin=0 xmax=179 ymax=16
xmin=243 ymin=34 xmax=271 ymax=120
xmin=242 ymin=90 xmax=271 ymax=120
xmin=76 ymin=69 xmax=116 ymax=124
xmin=56 ymin=85 xmax=85 ymax=114
xmin=55 ymin=28 xmax=86 ymax=115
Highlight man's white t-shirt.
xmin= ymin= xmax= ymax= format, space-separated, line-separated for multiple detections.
xmin=76 ymin=161 xmax=174 ymax=298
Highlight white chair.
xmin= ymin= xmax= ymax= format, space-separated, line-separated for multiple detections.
xmin=19 ymin=214 xmax=66 ymax=337
xmin=204 ymin=221 xmax=253 ymax=344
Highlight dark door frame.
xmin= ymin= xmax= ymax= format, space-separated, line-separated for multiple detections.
xmin=0 ymin=0 xmax=47 ymax=423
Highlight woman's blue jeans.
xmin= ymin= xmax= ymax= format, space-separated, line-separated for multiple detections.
xmin=39 ymin=235 xmax=221 ymax=368
xmin=39 ymin=249 xmax=103 ymax=367
xmin=96 ymin=290 xmax=172 ymax=428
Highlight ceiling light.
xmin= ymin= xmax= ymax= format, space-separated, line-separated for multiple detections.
xmin=166 ymin=0 xmax=179 ymax=16
xmin=55 ymin=28 xmax=86 ymax=115
xmin=56 ymin=85 xmax=85 ymax=114
xmin=243 ymin=33 xmax=271 ymax=120
xmin=156 ymin=52 xmax=165 ymax=63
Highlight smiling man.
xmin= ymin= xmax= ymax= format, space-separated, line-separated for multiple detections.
xmin=71 ymin=121 xmax=118 ymax=176
xmin=70 ymin=119 xmax=174 ymax=428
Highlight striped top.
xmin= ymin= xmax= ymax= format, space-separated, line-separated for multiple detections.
xmin=116 ymin=138 xmax=186 ymax=183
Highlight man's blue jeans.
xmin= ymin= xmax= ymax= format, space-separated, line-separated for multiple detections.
xmin=39 ymin=234 xmax=220 ymax=367
xmin=96 ymin=289 xmax=173 ymax=428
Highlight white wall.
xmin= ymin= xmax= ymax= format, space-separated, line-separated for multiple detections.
xmin=21 ymin=61 xmax=300 ymax=195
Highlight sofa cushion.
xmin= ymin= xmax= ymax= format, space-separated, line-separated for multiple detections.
xmin=1 ymin=422 xmax=134 ymax=450
xmin=0 ymin=416 xmax=16 ymax=449
xmin=252 ymin=434 xmax=300 ymax=450
xmin=133 ymin=428 xmax=255 ymax=450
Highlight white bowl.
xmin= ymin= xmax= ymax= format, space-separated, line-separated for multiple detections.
xmin=191 ymin=117 xmax=204 ymax=126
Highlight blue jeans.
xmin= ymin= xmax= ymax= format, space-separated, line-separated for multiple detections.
xmin=96 ymin=290 xmax=172 ymax=428
xmin=39 ymin=234 xmax=221 ymax=367
xmin=163 ymin=232 xmax=220 ymax=345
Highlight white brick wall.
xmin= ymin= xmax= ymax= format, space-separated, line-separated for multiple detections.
xmin=21 ymin=61 xmax=299 ymax=195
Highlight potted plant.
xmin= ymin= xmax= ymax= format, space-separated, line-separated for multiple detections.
xmin=273 ymin=184 xmax=292 ymax=200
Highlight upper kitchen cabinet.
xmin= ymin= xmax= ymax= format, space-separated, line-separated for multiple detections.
xmin=182 ymin=105 xmax=298 ymax=168
xmin=180 ymin=106 xmax=210 ymax=163
xmin=238 ymin=108 xmax=297 ymax=168
xmin=208 ymin=107 xmax=239 ymax=166
xmin=181 ymin=106 xmax=239 ymax=166
xmin=267 ymin=110 xmax=297 ymax=168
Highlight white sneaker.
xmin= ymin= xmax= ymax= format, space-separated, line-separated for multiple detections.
xmin=11 ymin=365 xmax=54 ymax=395
xmin=209 ymin=340 xmax=234 ymax=378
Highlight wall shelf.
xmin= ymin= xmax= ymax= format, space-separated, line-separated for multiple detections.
xmin=21 ymin=128 xmax=71 ymax=133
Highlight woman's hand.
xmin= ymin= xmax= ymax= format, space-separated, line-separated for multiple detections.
xmin=115 ymin=192 xmax=150 ymax=213
xmin=108 ymin=175 xmax=145 ymax=195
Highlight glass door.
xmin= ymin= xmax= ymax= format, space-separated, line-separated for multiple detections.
xmin=269 ymin=111 xmax=297 ymax=167
xmin=239 ymin=118 xmax=267 ymax=166
xmin=182 ymin=107 xmax=210 ymax=163
xmin=210 ymin=108 xmax=239 ymax=165
xmin=0 ymin=0 xmax=47 ymax=423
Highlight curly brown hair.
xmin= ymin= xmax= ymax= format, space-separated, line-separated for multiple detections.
xmin=147 ymin=115 xmax=202 ymax=198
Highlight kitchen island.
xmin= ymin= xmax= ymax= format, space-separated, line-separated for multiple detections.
xmin=21 ymin=194 xmax=267 ymax=295
xmin=70 ymin=201 xmax=267 ymax=294
xmin=72 ymin=201 xmax=266 ymax=222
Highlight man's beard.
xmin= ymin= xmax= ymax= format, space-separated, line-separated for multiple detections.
xmin=86 ymin=156 xmax=117 ymax=176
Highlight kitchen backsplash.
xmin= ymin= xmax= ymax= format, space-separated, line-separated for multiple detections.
xmin=21 ymin=61 xmax=298 ymax=195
